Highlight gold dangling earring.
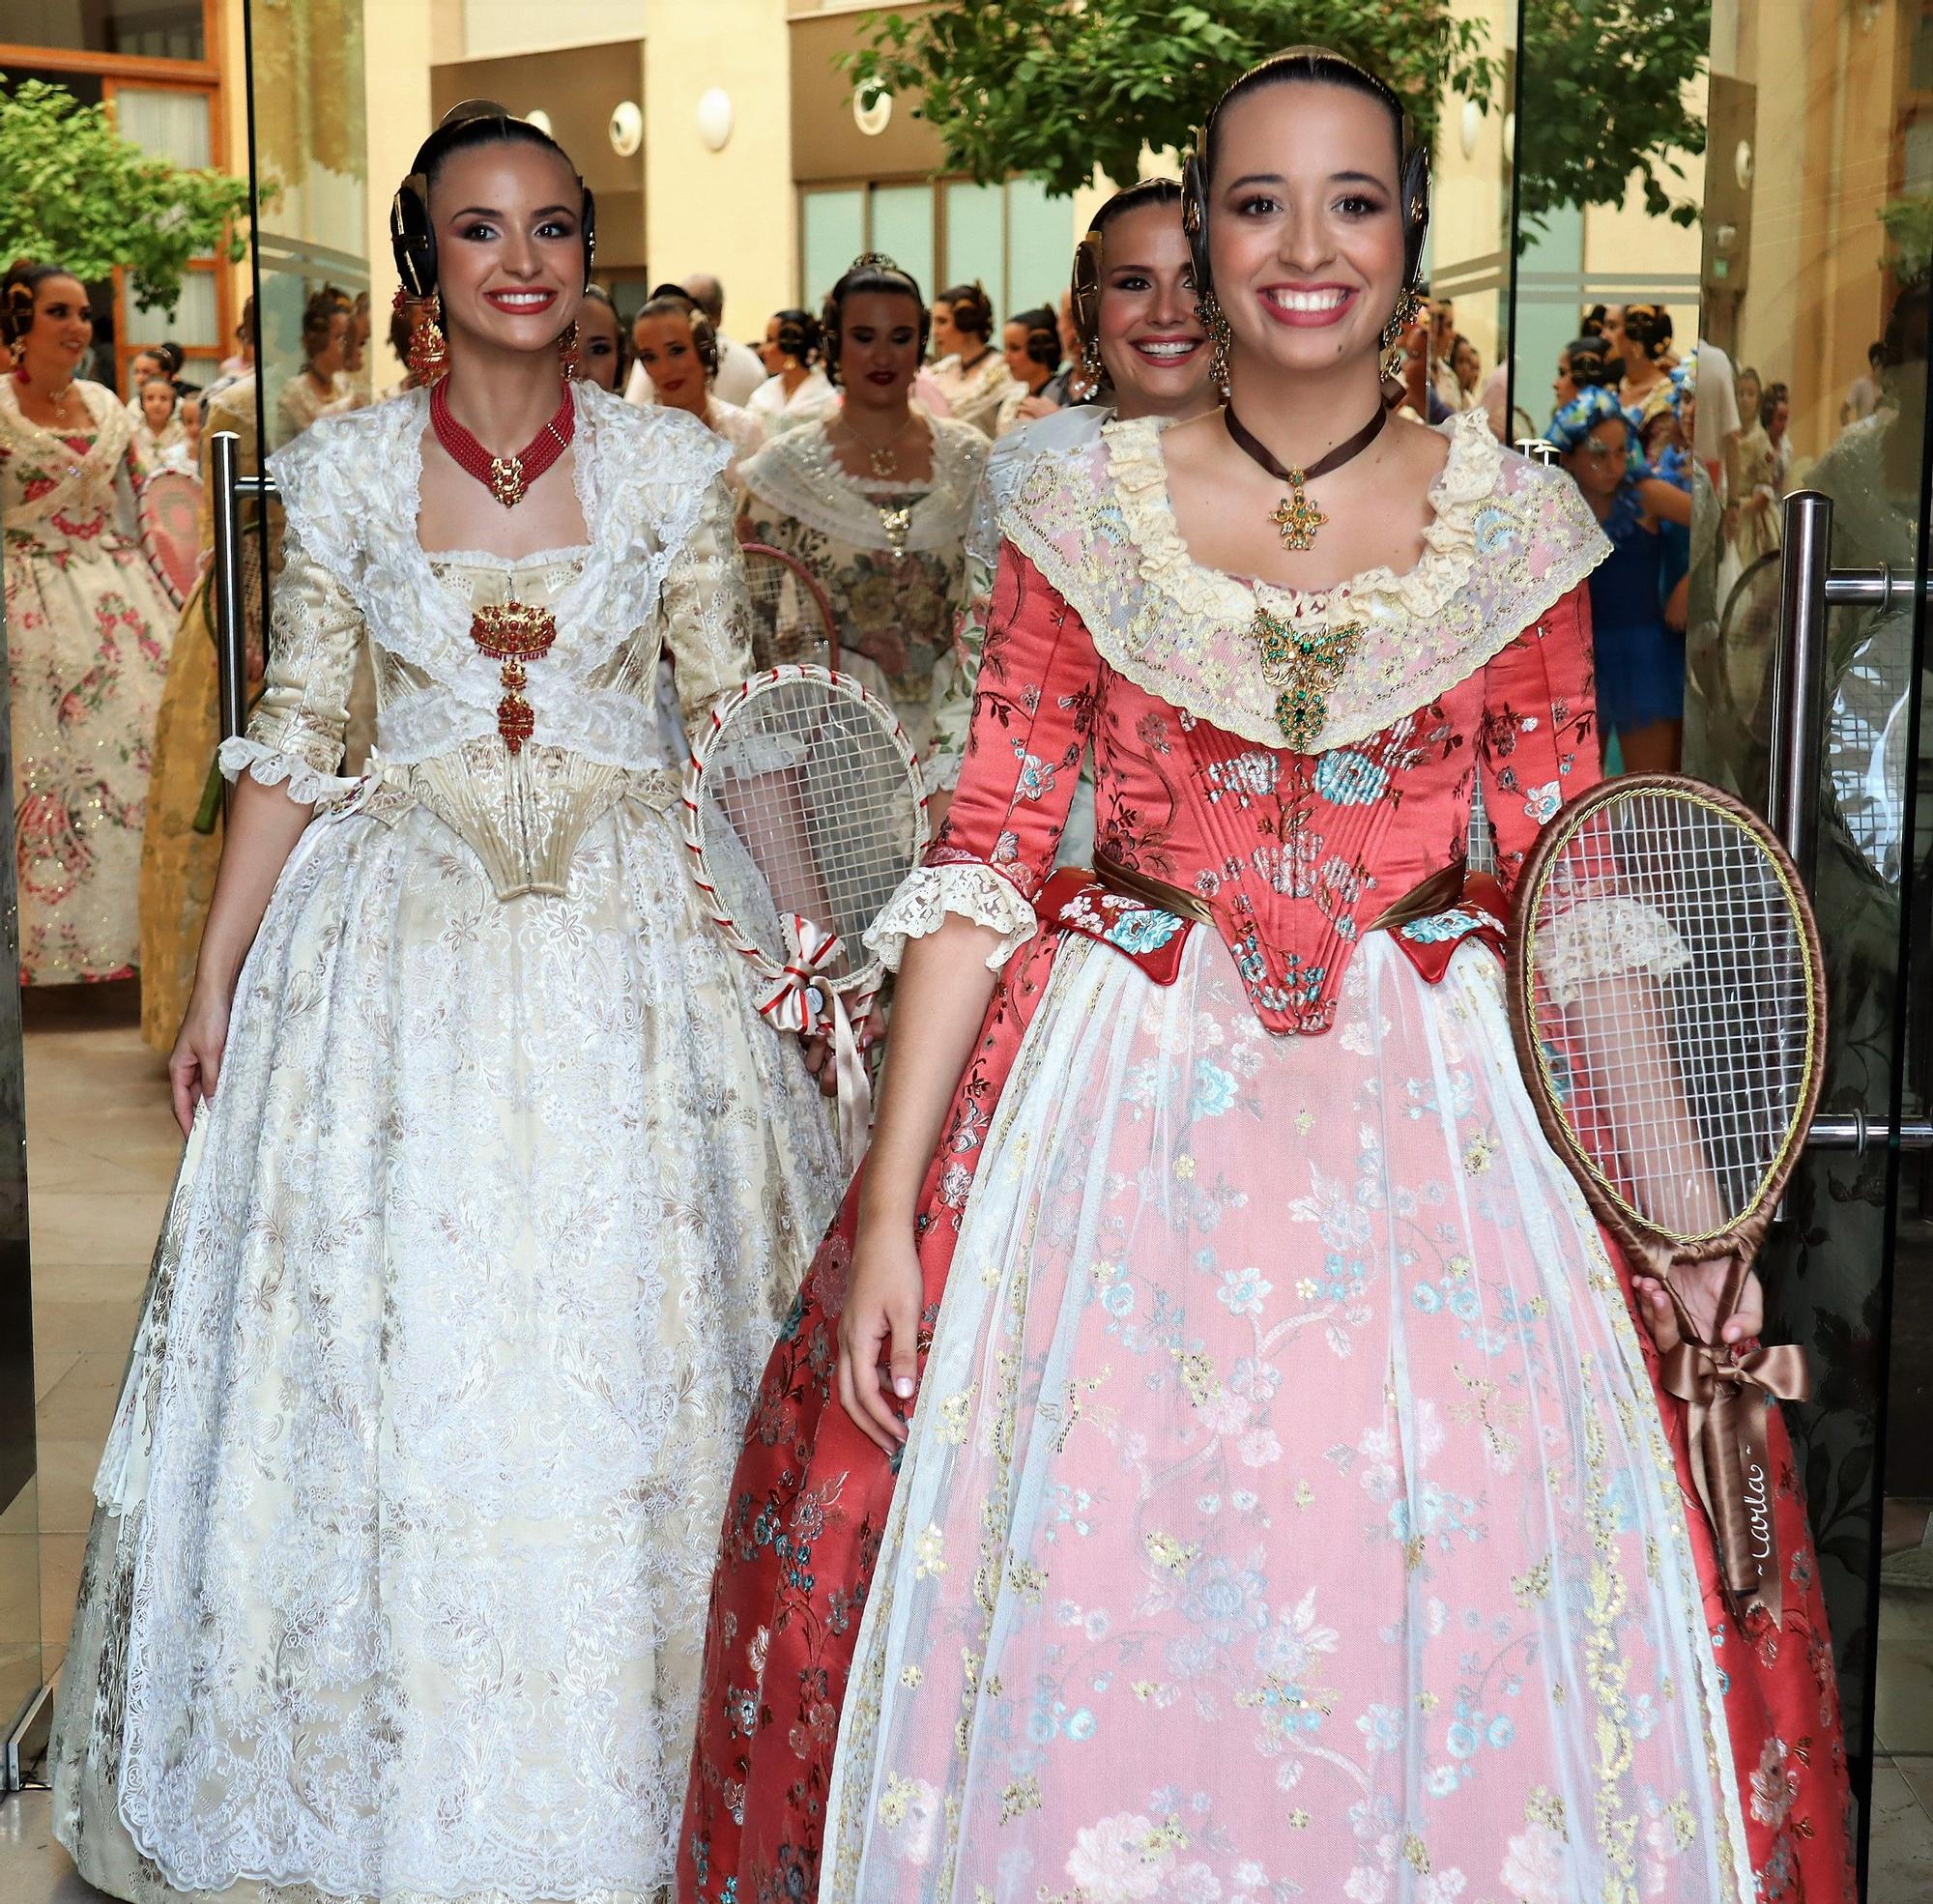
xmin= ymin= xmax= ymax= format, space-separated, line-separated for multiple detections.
xmin=6 ymin=336 xmax=24 ymax=373
xmin=558 ymin=319 xmax=583 ymax=380
xmin=1380 ymin=287 xmax=1421 ymax=385
xmin=403 ymin=289 xmax=449 ymax=387
xmin=1199 ymin=295 xmax=1232 ymax=401
xmin=1080 ymin=336 xmax=1105 ymax=391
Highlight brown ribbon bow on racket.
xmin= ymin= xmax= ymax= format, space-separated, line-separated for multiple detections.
xmin=1649 ymin=1246 xmax=1808 ymax=1628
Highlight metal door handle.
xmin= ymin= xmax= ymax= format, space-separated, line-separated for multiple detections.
xmin=1806 ymin=1113 xmax=1933 ymax=1155
xmin=1771 ymin=492 xmax=1933 ymax=1161
xmin=208 ymin=432 xmax=280 ymax=807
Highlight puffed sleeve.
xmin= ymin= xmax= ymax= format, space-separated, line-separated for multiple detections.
xmin=864 ymin=542 xmax=1101 ymax=971
xmin=1479 ymin=581 xmax=1687 ymax=997
xmin=658 ymin=471 xmax=754 ymax=731
xmin=216 ymin=514 xmax=364 ymax=805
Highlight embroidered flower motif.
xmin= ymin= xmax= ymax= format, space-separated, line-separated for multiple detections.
xmin=1749 ymin=1737 xmax=1800 ymax=1827
xmin=1107 ymin=907 xmax=1183 ymax=956
xmin=1312 ymin=749 xmax=1391 ymax=805
xmin=1499 ymin=1821 xmax=1567 ymax=1903
xmin=1523 ymin=780 xmax=1562 ymax=823
xmin=1010 ymin=739 xmax=1059 ymax=801
xmin=1064 ymin=1813 xmax=1179 ymax=1901
xmin=1217 ymin=1266 xmax=1273 ymax=1316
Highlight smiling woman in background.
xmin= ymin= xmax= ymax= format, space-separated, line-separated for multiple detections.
xmin=631 ymin=286 xmax=766 ymax=489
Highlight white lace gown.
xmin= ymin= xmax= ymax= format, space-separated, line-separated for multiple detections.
xmin=47 ymin=385 xmax=844 ymax=1902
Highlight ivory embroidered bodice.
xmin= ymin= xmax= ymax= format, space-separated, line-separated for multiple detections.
xmin=874 ymin=410 xmax=1616 ymax=1034
xmin=221 ymin=383 xmax=752 ymax=899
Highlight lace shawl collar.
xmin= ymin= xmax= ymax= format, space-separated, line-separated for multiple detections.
xmin=0 ymin=374 xmax=131 ymax=469
xmin=997 ymin=406 xmax=1610 ymax=751
xmin=738 ymin=415 xmax=987 ymax=555
xmin=267 ymin=383 xmax=728 ymax=736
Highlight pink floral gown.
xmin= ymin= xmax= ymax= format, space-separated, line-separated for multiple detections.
xmin=680 ymin=410 xmax=1853 ymax=1904
xmin=0 ymin=376 xmax=173 ymax=981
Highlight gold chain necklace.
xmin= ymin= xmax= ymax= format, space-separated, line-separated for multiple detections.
xmin=836 ymin=411 xmax=922 ymax=479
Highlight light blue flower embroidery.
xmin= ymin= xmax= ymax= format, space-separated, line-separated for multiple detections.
xmin=1107 ymin=907 xmax=1182 ymax=955
xmin=1399 ymin=907 xmax=1489 ymax=945
xmin=1218 ymin=1266 xmax=1273 ymax=1317
xmin=1312 ymin=749 xmax=1390 ymax=805
xmin=1523 ymin=779 xmax=1562 ymax=823
xmin=1191 ymin=1058 xmax=1237 ymax=1118
xmin=1010 ymin=739 xmax=1059 ymax=801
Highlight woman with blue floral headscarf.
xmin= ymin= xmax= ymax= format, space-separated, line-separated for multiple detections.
xmin=1549 ymin=383 xmax=1694 ymax=770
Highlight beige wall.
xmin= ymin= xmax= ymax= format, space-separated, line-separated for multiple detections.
xmin=363 ymin=5 xmax=437 ymax=348
xmin=355 ymin=0 xmax=793 ymax=342
xmin=643 ymin=0 xmax=793 ymax=333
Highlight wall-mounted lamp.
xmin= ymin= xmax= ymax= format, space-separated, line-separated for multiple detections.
xmin=697 ymin=88 xmax=734 ymax=153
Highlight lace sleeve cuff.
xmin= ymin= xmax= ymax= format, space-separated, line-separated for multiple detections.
xmin=218 ymin=735 xmax=361 ymax=807
xmin=862 ymin=861 xmax=1038 ymax=972
xmin=1535 ymin=895 xmax=1690 ymax=1009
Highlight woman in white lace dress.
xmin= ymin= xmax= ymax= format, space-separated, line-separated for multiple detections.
xmin=737 ymin=257 xmax=987 ymax=755
xmin=49 ymin=103 xmax=843 ymax=1904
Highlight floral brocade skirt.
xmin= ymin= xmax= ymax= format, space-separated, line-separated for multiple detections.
xmin=50 ymin=787 xmax=844 ymax=1903
xmin=682 ymin=928 xmax=1853 ymax=1904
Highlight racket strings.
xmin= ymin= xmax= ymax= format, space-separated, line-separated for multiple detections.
xmin=1531 ymin=793 xmax=1811 ymax=1238
xmin=741 ymin=549 xmax=833 ymax=669
xmin=696 ymin=677 xmax=921 ymax=977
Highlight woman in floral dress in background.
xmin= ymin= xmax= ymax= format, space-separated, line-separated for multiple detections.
xmin=0 ymin=259 xmax=174 ymax=984
xmin=736 ymin=256 xmax=986 ymax=756
xmin=680 ymin=48 xmax=1851 ymax=1904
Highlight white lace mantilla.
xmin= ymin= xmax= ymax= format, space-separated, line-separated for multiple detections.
xmin=864 ymin=861 xmax=1039 ymax=971
xmin=997 ymin=407 xmax=1611 ymax=752
xmin=738 ymin=415 xmax=987 ymax=555
xmin=268 ymin=384 xmax=730 ymax=768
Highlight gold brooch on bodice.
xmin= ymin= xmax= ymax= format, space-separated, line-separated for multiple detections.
xmin=1250 ymin=606 xmax=1363 ymax=752
xmin=469 ymin=600 xmax=558 ymax=754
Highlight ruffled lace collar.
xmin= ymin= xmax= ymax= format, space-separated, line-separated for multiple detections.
xmin=0 ymin=373 xmax=129 ymax=464
xmin=1108 ymin=405 xmax=1499 ymax=626
xmin=267 ymin=382 xmax=728 ymax=750
xmin=739 ymin=416 xmax=987 ymax=555
xmin=999 ymin=405 xmax=1607 ymax=752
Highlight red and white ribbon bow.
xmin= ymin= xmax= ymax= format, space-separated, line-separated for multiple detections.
xmin=756 ymin=913 xmax=845 ymax=1035
xmin=757 ymin=913 xmax=876 ymax=1166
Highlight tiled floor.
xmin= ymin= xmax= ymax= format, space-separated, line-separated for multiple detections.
xmin=2 ymin=987 xmax=1933 ymax=1899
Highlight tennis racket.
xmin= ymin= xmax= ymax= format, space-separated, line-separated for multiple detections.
xmin=138 ymin=469 xmax=202 ymax=608
xmin=1507 ymin=773 xmax=1825 ymax=1625
xmin=683 ymin=664 xmax=928 ymax=1163
xmin=738 ymin=540 xmax=838 ymax=670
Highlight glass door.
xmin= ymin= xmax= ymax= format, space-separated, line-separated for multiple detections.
xmin=1509 ymin=4 xmax=1933 ymax=1890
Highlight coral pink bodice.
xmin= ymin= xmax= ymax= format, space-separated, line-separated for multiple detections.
xmin=900 ymin=410 xmax=1610 ymax=1034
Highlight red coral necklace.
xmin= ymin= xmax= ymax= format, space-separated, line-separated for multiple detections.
xmin=430 ymin=378 xmax=575 ymax=509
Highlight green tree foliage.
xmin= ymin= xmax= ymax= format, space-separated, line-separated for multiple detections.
xmin=845 ymin=1 xmax=1710 ymax=236
xmin=0 ymin=76 xmax=257 ymax=312
xmin=1515 ymin=2 xmax=1710 ymax=230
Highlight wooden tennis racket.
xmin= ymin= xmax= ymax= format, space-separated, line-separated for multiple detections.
xmin=1508 ymin=773 xmax=1826 ymax=1623
xmin=683 ymin=663 xmax=927 ymax=1162
xmin=737 ymin=540 xmax=838 ymax=671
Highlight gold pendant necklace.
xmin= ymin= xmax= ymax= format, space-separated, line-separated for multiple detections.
xmin=1225 ymin=402 xmax=1388 ymax=553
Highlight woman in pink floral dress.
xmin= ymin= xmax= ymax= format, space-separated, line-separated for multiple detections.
xmin=1 ymin=260 xmax=173 ymax=982
xmin=681 ymin=50 xmax=1852 ymax=1904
